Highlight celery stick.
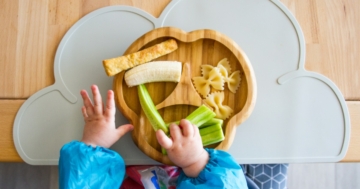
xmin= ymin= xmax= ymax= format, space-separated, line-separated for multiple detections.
xmin=161 ymin=147 xmax=167 ymax=155
xmin=138 ymin=84 xmax=168 ymax=134
xmin=199 ymin=118 xmax=223 ymax=129
xmin=186 ymin=105 xmax=216 ymax=127
xmin=201 ymin=129 xmax=225 ymax=146
xmin=166 ymin=121 xmax=180 ymax=127
xmin=199 ymin=123 xmax=222 ymax=136
xmin=200 ymin=123 xmax=225 ymax=146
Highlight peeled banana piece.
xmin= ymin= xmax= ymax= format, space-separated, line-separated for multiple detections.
xmin=124 ymin=61 xmax=182 ymax=87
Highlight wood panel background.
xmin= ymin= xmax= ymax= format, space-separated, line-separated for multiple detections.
xmin=0 ymin=0 xmax=359 ymax=162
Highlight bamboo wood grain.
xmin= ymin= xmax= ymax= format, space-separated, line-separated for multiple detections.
xmin=343 ymin=101 xmax=360 ymax=162
xmin=281 ymin=0 xmax=360 ymax=100
xmin=0 ymin=100 xmax=24 ymax=162
xmin=155 ymin=63 xmax=203 ymax=110
xmin=0 ymin=0 xmax=359 ymax=162
xmin=113 ymin=27 xmax=257 ymax=164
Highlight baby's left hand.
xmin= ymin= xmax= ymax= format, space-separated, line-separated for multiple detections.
xmin=80 ymin=85 xmax=133 ymax=148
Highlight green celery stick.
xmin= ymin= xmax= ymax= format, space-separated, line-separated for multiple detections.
xmin=186 ymin=105 xmax=216 ymax=127
xmin=138 ymin=84 xmax=168 ymax=134
xmin=165 ymin=121 xmax=180 ymax=127
xmin=161 ymin=147 xmax=167 ymax=155
xmin=199 ymin=118 xmax=223 ymax=129
xmin=199 ymin=123 xmax=222 ymax=136
xmin=201 ymin=129 xmax=225 ymax=146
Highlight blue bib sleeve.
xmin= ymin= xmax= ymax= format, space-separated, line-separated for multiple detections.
xmin=59 ymin=141 xmax=125 ymax=189
xmin=176 ymin=148 xmax=248 ymax=189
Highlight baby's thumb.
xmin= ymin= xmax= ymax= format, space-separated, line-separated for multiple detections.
xmin=156 ymin=130 xmax=172 ymax=149
xmin=116 ymin=124 xmax=134 ymax=138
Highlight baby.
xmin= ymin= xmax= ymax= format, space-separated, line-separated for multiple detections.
xmin=59 ymin=85 xmax=248 ymax=188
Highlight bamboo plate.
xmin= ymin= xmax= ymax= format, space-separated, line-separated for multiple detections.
xmin=113 ymin=27 xmax=256 ymax=165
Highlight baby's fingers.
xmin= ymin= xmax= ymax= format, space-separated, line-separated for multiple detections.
xmin=169 ymin=123 xmax=182 ymax=141
xmin=81 ymin=106 xmax=88 ymax=118
xmin=116 ymin=124 xmax=134 ymax=139
xmin=156 ymin=129 xmax=173 ymax=149
xmin=180 ymin=119 xmax=194 ymax=137
xmin=105 ymin=90 xmax=116 ymax=117
xmin=80 ymin=90 xmax=94 ymax=116
xmin=91 ymin=85 xmax=103 ymax=114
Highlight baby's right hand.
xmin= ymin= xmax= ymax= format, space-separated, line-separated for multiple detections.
xmin=156 ymin=119 xmax=209 ymax=178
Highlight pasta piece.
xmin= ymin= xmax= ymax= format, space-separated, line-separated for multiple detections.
xmin=217 ymin=58 xmax=231 ymax=74
xmin=227 ymin=71 xmax=241 ymax=93
xmin=193 ymin=58 xmax=242 ymax=97
xmin=192 ymin=68 xmax=224 ymax=97
xmin=192 ymin=76 xmax=211 ymax=97
xmin=218 ymin=65 xmax=241 ymax=93
xmin=201 ymin=65 xmax=215 ymax=78
xmin=204 ymin=92 xmax=233 ymax=120
xmin=209 ymin=68 xmax=225 ymax=91
xmin=218 ymin=64 xmax=229 ymax=79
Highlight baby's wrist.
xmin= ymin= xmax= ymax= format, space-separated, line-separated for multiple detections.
xmin=182 ymin=150 xmax=209 ymax=178
xmin=81 ymin=140 xmax=95 ymax=147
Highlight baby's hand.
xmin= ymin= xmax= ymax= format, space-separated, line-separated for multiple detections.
xmin=156 ymin=119 xmax=209 ymax=178
xmin=80 ymin=85 xmax=134 ymax=148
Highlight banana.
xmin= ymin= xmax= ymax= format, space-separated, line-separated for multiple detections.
xmin=124 ymin=61 xmax=182 ymax=87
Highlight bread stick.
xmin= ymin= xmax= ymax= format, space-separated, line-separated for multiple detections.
xmin=103 ymin=39 xmax=178 ymax=76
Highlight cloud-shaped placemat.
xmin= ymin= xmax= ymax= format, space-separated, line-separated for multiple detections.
xmin=13 ymin=0 xmax=350 ymax=165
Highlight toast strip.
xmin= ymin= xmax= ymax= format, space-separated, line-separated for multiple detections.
xmin=103 ymin=39 xmax=178 ymax=76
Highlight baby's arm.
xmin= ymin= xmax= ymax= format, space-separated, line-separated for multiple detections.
xmin=156 ymin=119 xmax=248 ymax=188
xmin=59 ymin=85 xmax=133 ymax=189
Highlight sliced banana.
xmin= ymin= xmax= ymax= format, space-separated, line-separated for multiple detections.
xmin=124 ymin=61 xmax=182 ymax=87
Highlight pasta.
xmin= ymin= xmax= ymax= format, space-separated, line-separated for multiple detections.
xmin=227 ymin=71 xmax=241 ymax=93
xmin=204 ymin=91 xmax=233 ymax=120
xmin=193 ymin=67 xmax=224 ymax=97
xmin=192 ymin=57 xmax=241 ymax=97
xmin=201 ymin=64 xmax=215 ymax=78
xmin=218 ymin=65 xmax=241 ymax=93
xmin=217 ymin=58 xmax=232 ymax=74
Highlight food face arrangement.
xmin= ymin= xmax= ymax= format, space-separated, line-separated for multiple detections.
xmin=103 ymin=27 xmax=256 ymax=164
